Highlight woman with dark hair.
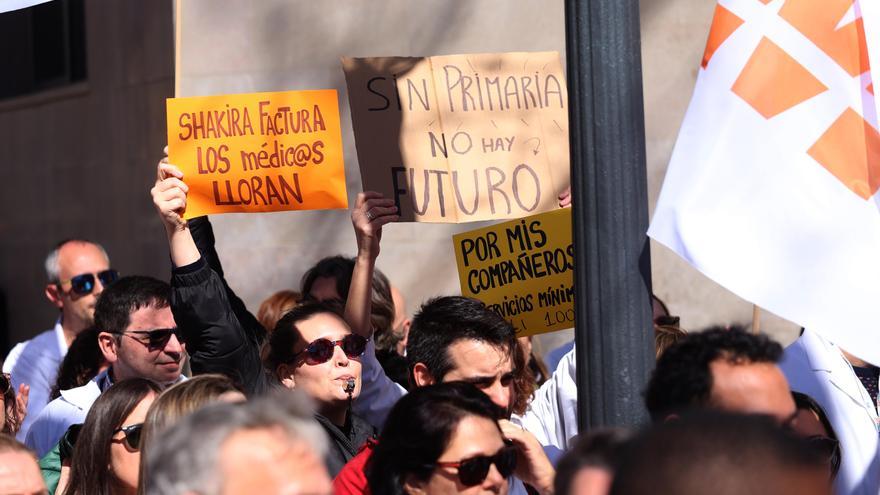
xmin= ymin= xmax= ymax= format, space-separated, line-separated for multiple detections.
xmin=50 ymin=327 xmax=108 ymax=400
xmin=791 ymin=391 xmax=842 ymax=481
xmin=367 ymin=382 xmax=518 ymax=495
xmin=264 ymin=301 xmax=375 ymax=477
xmin=62 ymin=378 xmax=160 ymax=495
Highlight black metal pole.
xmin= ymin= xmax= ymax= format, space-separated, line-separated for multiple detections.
xmin=565 ymin=0 xmax=655 ymax=429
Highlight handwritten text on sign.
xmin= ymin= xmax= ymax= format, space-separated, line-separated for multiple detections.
xmin=453 ymin=208 xmax=574 ymax=337
xmin=343 ymin=52 xmax=570 ymax=223
xmin=166 ymin=90 xmax=348 ymax=218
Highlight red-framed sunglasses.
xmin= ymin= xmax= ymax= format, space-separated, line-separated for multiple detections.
xmin=291 ymin=334 xmax=368 ymax=365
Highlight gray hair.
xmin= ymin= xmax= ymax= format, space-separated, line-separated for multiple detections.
xmin=44 ymin=239 xmax=110 ymax=283
xmin=143 ymin=391 xmax=327 ymax=495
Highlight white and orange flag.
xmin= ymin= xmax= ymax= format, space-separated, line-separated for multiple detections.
xmin=649 ymin=0 xmax=880 ymax=364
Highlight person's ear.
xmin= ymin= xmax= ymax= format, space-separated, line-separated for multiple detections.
xmin=403 ymin=474 xmax=427 ymax=495
xmin=277 ymin=364 xmax=296 ymax=389
xmin=45 ymin=284 xmax=63 ymax=309
xmin=98 ymin=332 xmax=120 ymax=365
xmin=411 ymin=362 xmax=436 ymax=387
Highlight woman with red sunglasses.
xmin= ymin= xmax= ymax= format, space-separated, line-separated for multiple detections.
xmin=264 ymin=301 xmax=376 ymax=477
xmin=151 ymin=153 xmax=396 ymax=477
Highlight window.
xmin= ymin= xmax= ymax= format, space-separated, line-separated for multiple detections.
xmin=0 ymin=0 xmax=86 ymax=100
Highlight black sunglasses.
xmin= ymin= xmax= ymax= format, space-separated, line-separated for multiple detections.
xmin=434 ymin=444 xmax=518 ymax=487
xmin=116 ymin=328 xmax=185 ymax=351
xmin=114 ymin=423 xmax=144 ymax=450
xmin=291 ymin=334 xmax=368 ymax=365
xmin=58 ymin=269 xmax=119 ymax=296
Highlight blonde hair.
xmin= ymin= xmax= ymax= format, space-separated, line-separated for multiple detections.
xmin=137 ymin=375 xmax=243 ymax=495
xmin=654 ymin=322 xmax=687 ymax=359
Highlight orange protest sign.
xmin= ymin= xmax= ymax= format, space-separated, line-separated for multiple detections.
xmin=166 ymin=90 xmax=348 ymax=218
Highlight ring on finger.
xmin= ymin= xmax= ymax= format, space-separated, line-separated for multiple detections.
xmin=365 ymin=210 xmax=374 ymax=221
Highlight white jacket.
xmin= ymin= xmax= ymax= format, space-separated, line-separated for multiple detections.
xmin=779 ymin=329 xmax=880 ymax=495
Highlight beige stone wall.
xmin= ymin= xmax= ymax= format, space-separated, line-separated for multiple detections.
xmin=1 ymin=0 xmax=799 ymax=352
xmin=178 ymin=0 xmax=798 ymax=349
xmin=177 ymin=0 xmax=575 ymax=350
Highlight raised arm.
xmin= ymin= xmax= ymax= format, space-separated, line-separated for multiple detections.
xmin=150 ymin=154 xmax=267 ymax=395
xmin=150 ymin=155 xmax=199 ymax=267
xmin=344 ymin=191 xmax=405 ymax=428
xmin=344 ymin=191 xmax=398 ymax=337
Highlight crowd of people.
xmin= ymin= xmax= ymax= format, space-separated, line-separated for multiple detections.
xmin=0 ymin=151 xmax=877 ymax=495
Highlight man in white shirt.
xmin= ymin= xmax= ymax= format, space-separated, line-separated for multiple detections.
xmin=25 ymin=275 xmax=186 ymax=456
xmin=779 ymin=328 xmax=880 ymax=495
xmin=3 ymin=239 xmax=116 ymax=440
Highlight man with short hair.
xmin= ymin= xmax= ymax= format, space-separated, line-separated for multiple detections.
xmin=644 ymin=326 xmax=797 ymax=424
xmin=25 ymin=275 xmax=186 ymax=456
xmin=340 ymin=296 xmax=563 ymax=495
xmin=610 ymin=411 xmax=833 ymax=495
xmin=0 ymin=433 xmax=46 ymax=495
xmin=406 ymin=296 xmax=519 ymax=410
xmin=3 ymin=239 xmax=116 ymax=440
xmin=145 ymin=392 xmax=332 ymax=495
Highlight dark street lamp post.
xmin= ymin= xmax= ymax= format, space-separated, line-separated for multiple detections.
xmin=565 ymin=0 xmax=656 ymax=429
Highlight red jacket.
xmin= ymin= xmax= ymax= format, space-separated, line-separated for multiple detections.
xmin=333 ymin=437 xmax=377 ymax=495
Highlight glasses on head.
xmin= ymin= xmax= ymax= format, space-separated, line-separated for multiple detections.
xmin=114 ymin=423 xmax=144 ymax=450
xmin=114 ymin=328 xmax=184 ymax=351
xmin=433 ymin=444 xmax=518 ymax=487
xmin=807 ymin=435 xmax=841 ymax=476
xmin=58 ymin=269 xmax=119 ymax=296
xmin=290 ymin=334 xmax=368 ymax=365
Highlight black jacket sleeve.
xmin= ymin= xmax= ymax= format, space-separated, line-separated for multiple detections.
xmin=169 ymin=217 xmax=270 ymax=396
xmin=187 ymin=217 xmax=267 ymax=345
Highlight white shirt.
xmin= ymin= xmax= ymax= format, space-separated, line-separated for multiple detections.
xmin=511 ymin=345 xmax=578 ymax=463
xmin=3 ymin=319 xmax=68 ymax=441
xmin=25 ymin=369 xmax=187 ymax=457
xmin=779 ymin=328 xmax=880 ymax=495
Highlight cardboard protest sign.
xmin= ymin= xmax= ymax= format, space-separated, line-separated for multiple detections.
xmin=453 ymin=208 xmax=573 ymax=337
xmin=166 ymin=90 xmax=348 ymax=218
xmin=343 ymin=52 xmax=570 ymax=223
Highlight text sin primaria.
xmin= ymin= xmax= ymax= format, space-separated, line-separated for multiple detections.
xmin=366 ymin=65 xmax=565 ymax=113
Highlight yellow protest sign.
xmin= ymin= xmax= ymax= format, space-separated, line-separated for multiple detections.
xmin=166 ymin=90 xmax=348 ymax=218
xmin=453 ymin=208 xmax=574 ymax=337
xmin=343 ymin=52 xmax=570 ymax=223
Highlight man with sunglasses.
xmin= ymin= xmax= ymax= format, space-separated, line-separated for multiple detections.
xmin=3 ymin=239 xmax=116 ymax=441
xmin=25 ymin=276 xmax=187 ymax=457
